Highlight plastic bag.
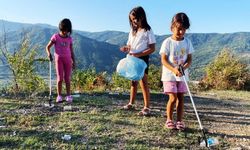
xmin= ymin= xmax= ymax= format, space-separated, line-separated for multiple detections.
xmin=116 ymin=55 xmax=147 ymax=81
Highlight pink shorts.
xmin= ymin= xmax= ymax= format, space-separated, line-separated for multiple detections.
xmin=163 ymin=81 xmax=187 ymax=94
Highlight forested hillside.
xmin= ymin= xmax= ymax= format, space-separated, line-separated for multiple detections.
xmin=1 ymin=20 xmax=249 ymax=80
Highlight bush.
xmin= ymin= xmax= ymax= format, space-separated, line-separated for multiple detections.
xmin=110 ymin=72 xmax=130 ymax=92
xmin=148 ymin=64 xmax=162 ymax=91
xmin=0 ymin=33 xmax=46 ymax=96
xmin=71 ymin=68 xmax=108 ymax=92
xmin=200 ymin=48 xmax=250 ymax=90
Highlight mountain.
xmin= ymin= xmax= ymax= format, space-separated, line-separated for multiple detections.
xmin=0 ymin=20 xmax=250 ymax=80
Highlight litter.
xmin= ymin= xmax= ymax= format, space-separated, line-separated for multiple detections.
xmin=63 ymin=105 xmax=72 ymax=111
xmin=61 ymin=134 xmax=71 ymax=140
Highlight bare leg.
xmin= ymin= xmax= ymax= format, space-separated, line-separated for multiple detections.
xmin=139 ymin=74 xmax=150 ymax=108
xmin=176 ymin=93 xmax=184 ymax=121
xmin=66 ymin=82 xmax=71 ymax=96
xmin=166 ymin=93 xmax=177 ymax=121
xmin=129 ymin=81 xmax=138 ymax=104
xmin=57 ymin=80 xmax=63 ymax=96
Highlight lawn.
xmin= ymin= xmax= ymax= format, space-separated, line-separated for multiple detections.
xmin=0 ymin=91 xmax=249 ymax=149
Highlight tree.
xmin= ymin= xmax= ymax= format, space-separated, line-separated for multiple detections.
xmin=0 ymin=29 xmax=46 ymax=95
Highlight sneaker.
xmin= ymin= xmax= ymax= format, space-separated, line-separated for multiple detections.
xmin=176 ymin=121 xmax=185 ymax=130
xmin=56 ymin=95 xmax=63 ymax=103
xmin=66 ymin=95 xmax=73 ymax=103
xmin=165 ymin=120 xmax=176 ymax=129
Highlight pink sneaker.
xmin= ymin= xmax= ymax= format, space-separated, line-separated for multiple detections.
xmin=66 ymin=95 xmax=73 ymax=103
xmin=56 ymin=95 xmax=63 ymax=103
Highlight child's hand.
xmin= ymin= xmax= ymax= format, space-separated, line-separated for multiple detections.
xmin=173 ymin=67 xmax=182 ymax=77
xmin=129 ymin=53 xmax=139 ymax=57
xmin=47 ymin=53 xmax=53 ymax=62
xmin=120 ymin=45 xmax=131 ymax=53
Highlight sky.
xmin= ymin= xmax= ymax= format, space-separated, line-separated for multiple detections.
xmin=0 ymin=0 xmax=250 ymax=35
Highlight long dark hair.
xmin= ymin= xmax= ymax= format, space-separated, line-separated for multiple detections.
xmin=59 ymin=18 xmax=72 ymax=35
xmin=129 ymin=6 xmax=151 ymax=34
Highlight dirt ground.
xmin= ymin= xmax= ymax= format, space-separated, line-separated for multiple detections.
xmin=181 ymin=93 xmax=250 ymax=149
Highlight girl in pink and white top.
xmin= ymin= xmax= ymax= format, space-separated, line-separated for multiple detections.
xmin=46 ymin=18 xmax=75 ymax=103
xmin=160 ymin=12 xmax=193 ymax=130
xmin=120 ymin=6 xmax=156 ymax=116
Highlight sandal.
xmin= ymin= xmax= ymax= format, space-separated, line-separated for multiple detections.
xmin=123 ymin=103 xmax=134 ymax=110
xmin=138 ymin=107 xmax=151 ymax=116
xmin=165 ymin=120 xmax=176 ymax=129
xmin=176 ymin=121 xmax=185 ymax=130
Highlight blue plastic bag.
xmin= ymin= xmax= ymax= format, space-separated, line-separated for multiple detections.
xmin=116 ymin=55 xmax=147 ymax=81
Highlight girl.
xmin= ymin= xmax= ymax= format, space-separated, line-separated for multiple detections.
xmin=46 ymin=18 xmax=75 ymax=103
xmin=159 ymin=12 xmax=193 ymax=130
xmin=120 ymin=6 xmax=156 ymax=116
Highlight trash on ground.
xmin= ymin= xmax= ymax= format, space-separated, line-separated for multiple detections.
xmin=44 ymin=103 xmax=55 ymax=108
xmin=61 ymin=134 xmax=71 ymax=140
xmin=200 ymin=137 xmax=219 ymax=147
xmin=72 ymin=94 xmax=80 ymax=98
xmin=63 ymin=105 xmax=72 ymax=111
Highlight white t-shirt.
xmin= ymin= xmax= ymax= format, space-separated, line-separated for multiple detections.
xmin=127 ymin=29 xmax=156 ymax=54
xmin=159 ymin=37 xmax=194 ymax=81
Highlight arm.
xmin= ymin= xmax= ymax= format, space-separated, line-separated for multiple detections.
xmin=46 ymin=41 xmax=54 ymax=61
xmin=70 ymin=43 xmax=76 ymax=69
xmin=183 ymin=54 xmax=192 ymax=70
xmin=161 ymin=53 xmax=182 ymax=77
xmin=120 ymin=45 xmax=131 ymax=53
xmin=130 ymin=43 xmax=155 ymax=57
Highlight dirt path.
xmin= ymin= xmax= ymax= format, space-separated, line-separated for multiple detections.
xmin=112 ymin=92 xmax=250 ymax=149
xmin=182 ymin=93 xmax=250 ymax=149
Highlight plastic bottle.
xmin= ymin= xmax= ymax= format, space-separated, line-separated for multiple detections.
xmin=200 ymin=138 xmax=219 ymax=147
xmin=207 ymin=138 xmax=219 ymax=147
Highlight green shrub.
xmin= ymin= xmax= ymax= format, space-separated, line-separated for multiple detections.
xmin=71 ymin=68 xmax=108 ymax=92
xmin=148 ymin=64 xmax=162 ymax=91
xmin=1 ymin=34 xmax=46 ymax=95
xmin=110 ymin=72 xmax=130 ymax=92
xmin=200 ymin=48 xmax=249 ymax=90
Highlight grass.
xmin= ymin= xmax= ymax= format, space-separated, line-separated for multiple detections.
xmin=198 ymin=89 xmax=250 ymax=101
xmin=0 ymin=92 xmax=243 ymax=149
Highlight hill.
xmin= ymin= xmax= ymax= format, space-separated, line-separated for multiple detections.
xmin=0 ymin=20 xmax=250 ymax=80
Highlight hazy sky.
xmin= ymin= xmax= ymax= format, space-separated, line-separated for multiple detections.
xmin=1 ymin=0 xmax=250 ymax=35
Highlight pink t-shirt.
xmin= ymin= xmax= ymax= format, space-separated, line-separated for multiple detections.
xmin=51 ymin=33 xmax=73 ymax=57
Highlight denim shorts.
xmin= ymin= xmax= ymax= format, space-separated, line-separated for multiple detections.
xmin=163 ymin=81 xmax=187 ymax=94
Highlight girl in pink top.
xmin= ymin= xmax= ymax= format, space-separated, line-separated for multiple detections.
xmin=46 ymin=18 xmax=75 ymax=103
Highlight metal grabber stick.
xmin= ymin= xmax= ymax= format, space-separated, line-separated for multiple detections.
xmin=179 ymin=65 xmax=208 ymax=147
xmin=49 ymin=54 xmax=53 ymax=106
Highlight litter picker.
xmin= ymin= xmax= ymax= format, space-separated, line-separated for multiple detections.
xmin=44 ymin=54 xmax=54 ymax=108
xmin=179 ymin=65 xmax=218 ymax=147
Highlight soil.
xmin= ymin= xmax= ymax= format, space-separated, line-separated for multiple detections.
xmin=182 ymin=93 xmax=250 ymax=149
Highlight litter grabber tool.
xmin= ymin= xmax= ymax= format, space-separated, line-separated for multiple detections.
xmin=44 ymin=54 xmax=54 ymax=108
xmin=178 ymin=65 xmax=219 ymax=148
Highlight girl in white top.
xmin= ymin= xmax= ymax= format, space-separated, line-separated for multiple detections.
xmin=159 ymin=12 xmax=194 ymax=130
xmin=120 ymin=6 xmax=156 ymax=116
